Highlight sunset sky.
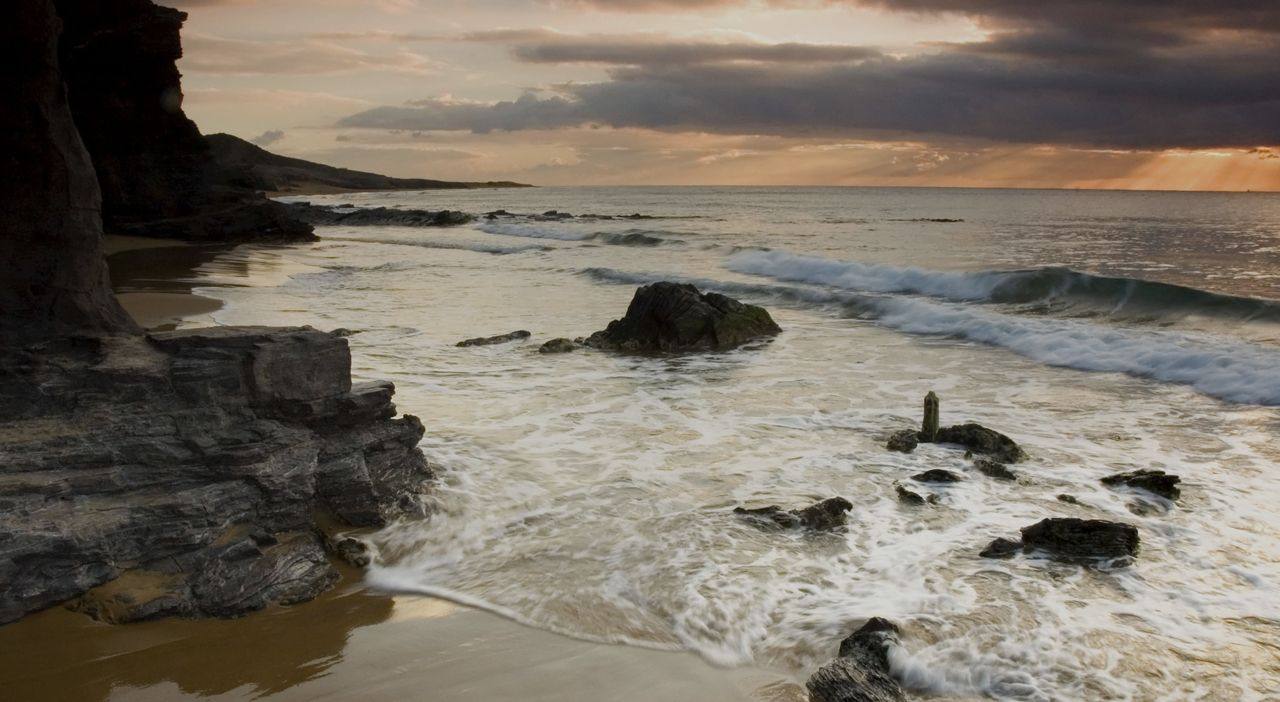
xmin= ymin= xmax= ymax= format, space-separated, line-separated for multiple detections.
xmin=172 ymin=0 xmax=1280 ymax=190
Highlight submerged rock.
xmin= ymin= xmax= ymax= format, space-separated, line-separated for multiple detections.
xmin=807 ymin=618 xmax=906 ymax=702
xmin=456 ymin=330 xmax=531 ymax=347
xmin=735 ymin=497 xmax=852 ymax=531
xmin=539 ymin=338 xmax=576 ymax=354
xmin=885 ymin=429 xmax=919 ymax=454
xmin=583 ymin=282 xmax=781 ymax=353
xmin=1101 ymin=469 xmax=1181 ymax=500
xmin=911 ymin=469 xmax=962 ymax=483
xmin=1057 ymin=494 xmax=1082 ymax=505
xmin=979 ymin=537 xmax=1022 ymax=559
xmin=974 ymin=458 xmax=1017 ymax=481
xmin=895 ymin=483 xmax=937 ymax=506
xmin=935 ymin=423 xmax=1027 ymax=463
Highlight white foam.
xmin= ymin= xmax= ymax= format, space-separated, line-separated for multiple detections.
xmin=727 ymin=249 xmax=1008 ymax=300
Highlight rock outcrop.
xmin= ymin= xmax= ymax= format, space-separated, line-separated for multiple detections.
xmin=0 ymin=0 xmax=137 ymax=338
xmin=935 ymin=423 xmax=1026 ymax=463
xmin=0 ymin=328 xmax=432 ymax=625
xmin=284 ymin=202 xmax=475 ymax=228
xmin=53 ymin=0 xmax=313 ymax=242
xmin=980 ymin=518 xmax=1140 ymax=565
xmin=583 ymin=282 xmax=782 ymax=353
xmin=807 ymin=617 xmax=906 ymax=702
xmin=734 ymin=497 xmax=852 ymax=531
xmin=1101 ymin=470 xmax=1181 ymax=500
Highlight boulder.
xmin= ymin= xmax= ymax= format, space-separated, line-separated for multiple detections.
xmin=974 ymin=458 xmax=1017 ymax=481
xmin=807 ymin=618 xmax=906 ymax=702
xmin=734 ymin=497 xmax=852 ymax=531
xmin=911 ymin=469 xmax=962 ymax=483
xmin=539 ymin=338 xmax=576 ymax=354
xmin=885 ymin=429 xmax=919 ymax=454
xmin=1101 ymin=470 xmax=1181 ymax=500
xmin=456 ymin=330 xmax=531 ymax=347
xmin=935 ymin=423 xmax=1026 ymax=463
xmin=583 ymin=282 xmax=781 ymax=353
xmin=1021 ymin=518 xmax=1139 ymax=563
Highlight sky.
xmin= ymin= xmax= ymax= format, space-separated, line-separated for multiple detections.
xmin=172 ymin=0 xmax=1280 ymax=190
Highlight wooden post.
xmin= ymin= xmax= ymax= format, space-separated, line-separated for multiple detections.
xmin=922 ymin=391 xmax=940 ymax=442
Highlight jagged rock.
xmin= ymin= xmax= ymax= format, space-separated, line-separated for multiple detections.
xmin=53 ymin=0 xmax=313 ymax=242
xmin=735 ymin=497 xmax=852 ymax=531
xmin=583 ymin=282 xmax=781 ymax=353
xmin=0 ymin=328 xmax=433 ymax=625
xmin=885 ymin=429 xmax=919 ymax=454
xmin=979 ymin=537 xmax=1022 ymax=559
xmin=807 ymin=618 xmax=906 ymax=702
xmin=1101 ymin=470 xmax=1181 ymax=500
xmin=974 ymin=458 xmax=1017 ymax=481
xmin=895 ymin=484 xmax=937 ymax=506
xmin=456 ymin=330 xmax=531 ymax=347
xmin=911 ymin=469 xmax=962 ymax=483
xmin=284 ymin=202 xmax=475 ymax=227
xmin=1020 ymin=518 xmax=1139 ymax=564
xmin=539 ymin=338 xmax=576 ymax=354
xmin=935 ymin=423 xmax=1026 ymax=463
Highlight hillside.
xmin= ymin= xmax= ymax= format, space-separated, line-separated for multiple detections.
xmin=207 ymin=133 xmax=531 ymax=195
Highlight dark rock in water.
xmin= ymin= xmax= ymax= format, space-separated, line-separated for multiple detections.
xmin=539 ymin=338 xmax=576 ymax=354
xmin=895 ymin=484 xmax=937 ymax=506
xmin=0 ymin=328 xmax=434 ymax=625
xmin=54 ymin=0 xmax=313 ymax=242
xmin=911 ymin=469 xmax=962 ymax=483
xmin=583 ymin=282 xmax=781 ymax=353
xmin=1057 ymin=494 xmax=1082 ymax=505
xmin=935 ymin=423 xmax=1027 ymax=463
xmin=485 ymin=209 xmax=513 ymax=217
xmin=456 ymin=330 xmax=532 ymax=347
xmin=1101 ymin=470 xmax=1181 ymax=500
xmin=974 ymin=458 xmax=1017 ymax=481
xmin=980 ymin=537 xmax=1022 ymax=559
xmin=885 ymin=429 xmax=919 ymax=454
xmin=807 ymin=618 xmax=906 ymax=702
xmin=1020 ymin=518 xmax=1139 ymax=563
xmin=284 ymin=202 xmax=475 ymax=227
xmin=735 ymin=497 xmax=852 ymax=531
xmin=539 ymin=210 xmax=573 ymax=220
xmin=331 ymin=328 xmax=361 ymax=338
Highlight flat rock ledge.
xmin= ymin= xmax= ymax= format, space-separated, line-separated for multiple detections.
xmin=807 ymin=617 xmax=907 ymax=702
xmin=582 ymin=282 xmax=781 ymax=353
xmin=0 ymin=326 xmax=433 ymax=625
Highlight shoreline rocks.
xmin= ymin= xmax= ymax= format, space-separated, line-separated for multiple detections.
xmin=883 ymin=392 xmax=1026 ymax=464
xmin=734 ymin=497 xmax=852 ymax=531
xmin=583 ymin=282 xmax=781 ymax=353
xmin=807 ymin=617 xmax=906 ymax=702
xmin=911 ymin=469 xmax=962 ymax=483
xmin=456 ymin=330 xmax=531 ymax=347
xmin=539 ymin=338 xmax=576 ymax=354
xmin=284 ymin=202 xmax=475 ymax=228
xmin=1101 ymin=469 xmax=1180 ymax=500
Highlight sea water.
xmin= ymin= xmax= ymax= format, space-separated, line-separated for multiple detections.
xmin=179 ymin=187 xmax=1280 ymax=700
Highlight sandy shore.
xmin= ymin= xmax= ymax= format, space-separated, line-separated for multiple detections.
xmin=11 ymin=236 xmax=802 ymax=701
xmin=0 ymin=570 xmax=797 ymax=702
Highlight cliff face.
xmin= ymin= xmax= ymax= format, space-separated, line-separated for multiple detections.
xmin=0 ymin=0 xmax=137 ymax=336
xmin=0 ymin=0 xmax=431 ymax=626
xmin=53 ymin=0 xmax=313 ymax=242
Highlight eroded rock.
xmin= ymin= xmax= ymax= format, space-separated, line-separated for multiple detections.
xmin=284 ymin=203 xmax=475 ymax=228
xmin=807 ymin=618 xmax=906 ymax=702
xmin=583 ymin=282 xmax=781 ymax=353
xmin=935 ymin=423 xmax=1027 ymax=463
xmin=734 ymin=497 xmax=852 ymax=531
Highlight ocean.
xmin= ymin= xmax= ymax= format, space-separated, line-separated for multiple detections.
xmin=175 ymin=186 xmax=1280 ymax=700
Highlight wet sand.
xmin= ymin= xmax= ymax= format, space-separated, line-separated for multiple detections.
xmin=3 ymin=237 xmax=801 ymax=701
xmin=0 ymin=571 xmax=797 ymax=701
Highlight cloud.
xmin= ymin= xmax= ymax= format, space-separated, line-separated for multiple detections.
xmin=250 ymin=129 xmax=286 ymax=146
xmin=510 ymin=38 xmax=879 ymax=65
xmin=181 ymin=34 xmax=433 ymax=75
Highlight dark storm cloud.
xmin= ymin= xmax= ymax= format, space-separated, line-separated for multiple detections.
xmin=338 ymin=0 xmax=1280 ymax=149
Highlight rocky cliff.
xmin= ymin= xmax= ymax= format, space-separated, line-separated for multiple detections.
xmin=53 ymin=0 xmax=313 ymax=242
xmin=0 ymin=0 xmax=432 ymax=626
